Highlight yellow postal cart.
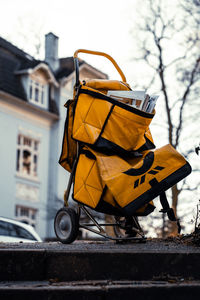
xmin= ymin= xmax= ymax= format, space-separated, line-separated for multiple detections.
xmin=54 ymin=50 xmax=191 ymax=243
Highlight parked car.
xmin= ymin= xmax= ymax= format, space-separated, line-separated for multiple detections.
xmin=0 ymin=217 xmax=42 ymax=243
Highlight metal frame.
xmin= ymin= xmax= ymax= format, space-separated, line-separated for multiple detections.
xmin=78 ymin=204 xmax=146 ymax=242
xmin=73 ymin=49 xmax=127 ymax=88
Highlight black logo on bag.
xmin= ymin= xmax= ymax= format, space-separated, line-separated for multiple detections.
xmin=133 ymin=166 xmax=164 ymax=188
xmin=123 ymin=152 xmax=165 ymax=189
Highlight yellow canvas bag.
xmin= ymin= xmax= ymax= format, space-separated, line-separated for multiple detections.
xmin=72 ymin=83 xmax=155 ymax=155
xmin=73 ymin=144 xmax=191 ymax=217
xmin=96 ymin=144 xmax=191 ymax=215
xmin=73 ymin=147 xmax=155 ymax=217
xmin=59 ymin=100 xmax=77 ymax=173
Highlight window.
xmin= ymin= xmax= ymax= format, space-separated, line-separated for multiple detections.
xmin=15 ymin=225 xmax=36 ymax=240
xmin=29 ymin=79 xmax=46 ymax=107
xmin=16 ymin=134 xmax=39 ymax=178
xmin=0 ymin=221 xmax=9 ymax=236
xmin=0 ymin=220 xmax=36 ymax=241
xmin=15 ymin=205 xmax=38 ymax=228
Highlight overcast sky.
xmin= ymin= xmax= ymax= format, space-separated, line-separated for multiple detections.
xmin=0 ymin=0 xmax=181 ymax=87
xmin=0 ymin=0 xmax=139 ymax=82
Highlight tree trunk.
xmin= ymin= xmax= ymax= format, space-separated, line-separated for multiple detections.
xmin=167 ymin=184 xmax=180 ymax=236
xmin=171 ymin=184 xmax=179 ymax=216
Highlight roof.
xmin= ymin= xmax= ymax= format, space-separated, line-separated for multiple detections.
xmin=0 ymin=36 xmax=58 ymax=114
xmin=56 ymin=57 xmax=108 ymax=80
xmin=55 ymin=57 xmax=84 ymax=80
xmin=0 ymin=54 xmax=27 ymax=100
xmin=0 ymin=36 xmax=36 ymax=62
xmin=0 ymin=36 xmax=108 ymax=116
xmin=0 ymin=37 xmax=38 ymax=101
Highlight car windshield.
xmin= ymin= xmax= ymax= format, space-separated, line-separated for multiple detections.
xmin=0 ymin=220 xmax=36 ymax=241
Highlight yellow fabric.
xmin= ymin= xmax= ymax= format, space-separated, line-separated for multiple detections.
xmin=59 ymin=100 xmax=77 ymax=173
xmin=73 ymin=147 xmax=155 ymax=215
xmin=83 ymin=79 xmax=131 ymax=95
xmin=73 ymin=144 xmax=190 ymax=215
xmin=101 ymin=105 xmax=154 ymax=150
xmin=144 ymin=127 xmax=154 ymax=145
xmin=73 ymin=152 xmax=104 ymax=208
xmin=72 ymin=91 xmax=113 ymax=144
xmin=103 ymin=188 xmax=117 ymax=207
xmin=72 ymin=84 xmax=155 ymax=151
xmin=97 ymin=144 xmax=187 ymax=208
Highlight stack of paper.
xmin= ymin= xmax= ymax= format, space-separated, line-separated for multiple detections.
xmin=107 ymin=90 xmax=159 ymax=113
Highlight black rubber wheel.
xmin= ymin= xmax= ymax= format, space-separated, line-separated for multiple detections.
xmin=54 ymin=207 xmax=79 ymax=244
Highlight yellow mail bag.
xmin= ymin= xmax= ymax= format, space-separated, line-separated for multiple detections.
xmin=73 ymin=144 xmax=191 ymax=217
xmin=72 ymin=80 xmax=155 ymax=155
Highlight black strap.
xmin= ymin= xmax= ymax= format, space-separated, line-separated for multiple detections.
xmin=81 ymin=149 xmax=96 ymax=160
xmin=149 ymin=178 xmax=181 ymax=233
xmin=159 ymin=192 xmax=181 ymax=234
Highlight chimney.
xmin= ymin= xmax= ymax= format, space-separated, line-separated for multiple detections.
xmin=45 ymin=32 xmax=59 ymax=71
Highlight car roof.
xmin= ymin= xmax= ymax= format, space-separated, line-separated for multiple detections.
xmin=0 ymin=216 xmax=31 ymax=228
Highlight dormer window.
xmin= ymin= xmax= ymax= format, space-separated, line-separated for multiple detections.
xmin=29 ymin=79 xmax=46 ymax=107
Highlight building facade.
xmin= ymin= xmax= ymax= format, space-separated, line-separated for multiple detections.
xmin=0 ymin=33 xmax=107 ymax=239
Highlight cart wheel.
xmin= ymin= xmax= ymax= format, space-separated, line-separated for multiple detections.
xmin=54 ymin=207 xmax=79 ymax=244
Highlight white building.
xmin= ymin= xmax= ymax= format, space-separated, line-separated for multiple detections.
xmin=0 ymin=32 xmax=107 ymax=239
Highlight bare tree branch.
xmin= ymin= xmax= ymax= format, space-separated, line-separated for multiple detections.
xmin=175 ymin=56 xmax=200 ymax=148
xmin=131 ymin=0 xmax=200 ymax=236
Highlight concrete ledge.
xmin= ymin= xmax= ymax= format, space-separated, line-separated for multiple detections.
xmin=1 ymin=281 xmax=200 ymax=300
xmin=0 ymin=249 xmax=46 ymax=281
xmin=45 ymin=251 xmax=200 ymax=281
xmin=0 ymin=241 xmax=200 ymax=281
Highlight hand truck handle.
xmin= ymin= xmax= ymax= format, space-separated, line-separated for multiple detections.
xmin=73 ymin=49 xmax=126 ymax=88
